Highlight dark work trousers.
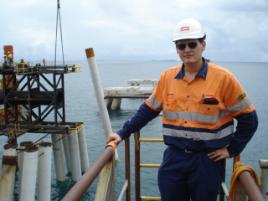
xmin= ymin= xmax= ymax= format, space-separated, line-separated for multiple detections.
xmin=158 ymin=146 xmax=224 ymax=201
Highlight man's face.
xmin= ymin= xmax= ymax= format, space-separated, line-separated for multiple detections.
xmin=175 ymin=39 xmax=206 ymax=65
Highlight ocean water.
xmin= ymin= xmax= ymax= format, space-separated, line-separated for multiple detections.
xmin=0 ymin=60 xmax=267 ymax=200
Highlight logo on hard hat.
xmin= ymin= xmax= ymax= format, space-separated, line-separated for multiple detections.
xmin=180 ymin=26 xmax=190 ymax=32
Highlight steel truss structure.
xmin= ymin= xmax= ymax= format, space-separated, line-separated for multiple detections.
xmin=0 ymin=62 xmax=80 ymax=139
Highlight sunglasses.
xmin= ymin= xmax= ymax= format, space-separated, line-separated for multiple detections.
xmin=176 ymin=41 xmax=198 ymax=51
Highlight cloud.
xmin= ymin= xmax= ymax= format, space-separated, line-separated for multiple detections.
xmin=0 ymin=0 xmax=267 ymax=61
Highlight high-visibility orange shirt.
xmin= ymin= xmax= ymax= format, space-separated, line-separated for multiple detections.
xmin=144 ymin=61 xmax=255 ymax=150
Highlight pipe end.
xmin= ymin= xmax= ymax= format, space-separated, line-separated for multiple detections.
xmin=85 ymin=48 xmax=95 ymax=58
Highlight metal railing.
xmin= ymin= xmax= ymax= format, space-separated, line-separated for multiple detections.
xmin=61 ymin=140 xmax=131 ymax=201
xmin=61 ymin=131 xmax=265 ymax=201
xmin=61 ymin=144 xmax=114 ymax=201
xmin=133 ymin=131 xmax=265 ymax=201
xmin=133 ymin=131 xmax=225 ymax=201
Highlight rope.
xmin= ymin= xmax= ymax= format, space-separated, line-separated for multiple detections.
xmin=228 ymin=161 xmax=260 ymax=201
xmin=54 ymin=0 xmax=65 ymax=66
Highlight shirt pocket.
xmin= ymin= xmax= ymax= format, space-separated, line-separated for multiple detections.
xmin=198 ymin=103 xmax=220 ymax=116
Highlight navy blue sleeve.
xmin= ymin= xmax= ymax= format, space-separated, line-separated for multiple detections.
xmin=117 ymin=103 xmax=160 ymax=140
xmin=227 ymin=110 xmax=258 ymax=157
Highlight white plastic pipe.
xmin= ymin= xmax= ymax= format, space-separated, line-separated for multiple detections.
xmin=51 ymin=134 xmax=67 ymax=181
xmin=116 ymin=180 xmax=128 ymax=201
xmin=37 ymin=142 xmax=52 ymax=201
xmin=17 ymin=141 xmax=34 ymax=191
xmin=86 ymin=48 xmax=112 ymax=137
xmin=77 ymin=124 xmax=90 ymax=173
xmin=62 ymin=134 xmax=71 ymax=173
xmin=17 ymin=141 xmax=33 ymax=172
xmin=19 ymin=146 xmax=38 ymax=201
xmin=85 ymin=48 xmax=118 ymax=159
xmin=86 ymin=48 xmax=116 ymax=201
xmin=0 ymin=143 xmax=17 ymax=201
xmin=68 ymin=128 xmax=82 ymax=181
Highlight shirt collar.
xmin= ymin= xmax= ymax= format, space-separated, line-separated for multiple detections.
xmin=175 ymin=58 xmax=208 ymax=80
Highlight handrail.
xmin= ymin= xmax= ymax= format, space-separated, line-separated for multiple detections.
xmin=61 ymin=128 xmax=265 ymax=201
xmin=125 ymin=138 xmax=131 ymax=201
xmin=238 ymin=171 xmax=265 ymax=201
xmin=135 ymin=131 xmax=227 ymax=201
xmin=61 ymin=143 xmax=116 ymax=201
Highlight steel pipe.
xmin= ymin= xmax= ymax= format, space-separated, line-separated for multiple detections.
xmin=259 ymin=159 xmax=268 ymax=199
xmin=125 ymin=138 xmax=131 ymax=201
xmin=239 ymin=171 xmax=265 ymax=201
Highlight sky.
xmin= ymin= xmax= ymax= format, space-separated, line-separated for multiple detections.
xmin=0 ymin=0 xmax=268 ymax=62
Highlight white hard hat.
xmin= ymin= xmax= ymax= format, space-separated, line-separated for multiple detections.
xmin=172 ymin=18 xmax=205 ymax=42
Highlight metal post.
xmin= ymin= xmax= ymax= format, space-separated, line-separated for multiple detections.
xmin=134 ymin=132 xmax=141 ymax=201
xmin=219 ymin=159 xmax=226 ymax=201
xmin=26 ymin=73 xmax=32 ymax=123
xmin=53 ymin=73 xmax=57 ymax=124
xmin=125 ymin=138 xmax=131 ymax=201
xmin=233 ymin=155 xmax=240 ymax=170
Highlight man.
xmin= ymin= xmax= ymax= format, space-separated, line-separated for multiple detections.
xmin=107 ymin=18 xmax=258 ymax=201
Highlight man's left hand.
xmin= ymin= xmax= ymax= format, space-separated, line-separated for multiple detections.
xmin=208 ymin=147 xmax=230 ymax=162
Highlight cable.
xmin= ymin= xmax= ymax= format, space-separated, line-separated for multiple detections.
xmin=54 ymin=0 xmax=65 ymax=66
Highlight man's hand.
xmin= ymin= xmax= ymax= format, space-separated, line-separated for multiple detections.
xmin=107 ymin=133 xmax=122 ymax=146
xmin=208 ymin=147 xmax=230 ymax=162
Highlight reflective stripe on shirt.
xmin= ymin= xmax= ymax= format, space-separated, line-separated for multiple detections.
xmin=162 ymin=99 xmax=252 ymax=124
xmin=163 ymin=124 xmax=234 ymax=141
xmin=147 ymin=95 xmax=162 ymax=110
xmin=227 ymin=99 xmax=251 ymax=113
xmin=163 ymin=111 xmax=219 ymax=123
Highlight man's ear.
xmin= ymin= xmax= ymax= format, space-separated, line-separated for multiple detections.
xmin=201 ymin=40 xmax=206 ymax=51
